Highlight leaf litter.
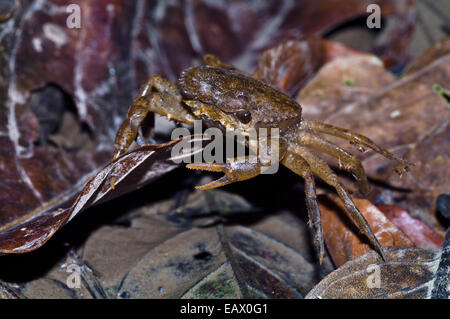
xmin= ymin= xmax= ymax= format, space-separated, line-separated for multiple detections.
xmin=0 ymin=0 xmax=449 ymax=299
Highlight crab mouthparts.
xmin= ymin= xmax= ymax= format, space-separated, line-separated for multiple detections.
xmin=185 ymin=100 xmax=236 ymax=130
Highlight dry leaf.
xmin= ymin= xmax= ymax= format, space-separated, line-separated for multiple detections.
xmin=320 ymin=195 xmax=414 ymax=267
xmin=377 ymin=203 xmax=444 ymax=250
xmin=0 ymin=137 xmax=206 ymax=254
xmin=0 ymin=188 xmax=332 ymax=298
xmin=306 ymin=231 xmax=450 ymax=299
xmin=252 ymin=38 xmax=361 ymax=96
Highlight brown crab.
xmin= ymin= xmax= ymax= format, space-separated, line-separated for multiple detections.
xmin=112 ymin=54 xmax=410 ymax=263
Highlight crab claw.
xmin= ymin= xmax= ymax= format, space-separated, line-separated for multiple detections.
xmin=187 ymin=159 xmax=263 ymax=190
xmin=186 ymin=163 xmax=234 ymax=190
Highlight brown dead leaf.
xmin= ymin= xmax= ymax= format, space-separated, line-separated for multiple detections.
xmin=0 ymin=136 xmax=207 ymax=254
xmin=252 ymin=38 xmax=361 ymax=96
xmin=297 ymin=54 xmax=396 ymax=121
xmin=0 ymin=1 xmax=153 ymax=255
xmin=404 ymin=37 xmax=450 ymax=75
xmin=320 ymin=195 xmax=414 ymax=267
xmin=306 ymin=243 xmax=449 ymax=299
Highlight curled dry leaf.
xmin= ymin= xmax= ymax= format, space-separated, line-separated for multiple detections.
xmin=0 ymin=187 xmax=331 ymax=298
xmin=320 ymin=195 xmax=414 ymax=267
xmin=0 ymin=136 xmax=207 ymax=254
xmin=252 ymin=38 xmax=361 ymax=96
xmin=306 ymin=229 xmax=450 ymax=299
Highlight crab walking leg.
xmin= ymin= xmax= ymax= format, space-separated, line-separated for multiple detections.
xmin=187 ymin=136 xmax=287 ymax=190
xmin=113 ymin=76 xmax=196 ymax=160
xmin=298 ymin=132 xmax=370 ymax=195
xmin=281 ymin=152 xmax=325 ymax=264
xmin=293 ymin=146 xmax=387 ymax=261
xmin=304 ymin=119 xmax=411 ymax=173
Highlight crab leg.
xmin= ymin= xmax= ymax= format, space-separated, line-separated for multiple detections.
xmin=281 ymin=151 xmax=325 ymax=264
xmin=113 ymin=76 xmax=196 ymax=160
xmin=304 ymin=119 xmax=411 ymax=174
xmin=290 ymin=145 xmax=387 ymax=261
xmin=298 ymin=131 xmax=370 ymax=195
xmin=187 ymin=158 xmax=263 ymax=190
xmin=187 ymin=136 xmax=286 ymax=190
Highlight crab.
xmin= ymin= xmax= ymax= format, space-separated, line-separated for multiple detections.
xmin=111 ymin=54 xmax=410 ymax=263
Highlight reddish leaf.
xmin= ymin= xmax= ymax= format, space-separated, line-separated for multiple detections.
xmin=252 ymin=38 xmax=361 ymax=96
xmin=319 ymin=195 xmax=414 ymax=267
xmin=0 ymin=0 xmax=148 ymax=253
xmin=377 ymin=204 xmax=444 ymax=250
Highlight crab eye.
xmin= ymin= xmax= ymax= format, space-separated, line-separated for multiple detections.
xmin=234 ymin=110 xmax=252 ymax=124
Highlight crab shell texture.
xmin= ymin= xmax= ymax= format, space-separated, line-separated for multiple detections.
xmin=179 ymin=66 xmax=302 ymax=131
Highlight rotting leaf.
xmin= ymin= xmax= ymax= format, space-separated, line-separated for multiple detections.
xmin=116 ymin=226 xmax=227 ymax=299
xmin=181 ymin=263 xmax=240 ymax=299
xmin=306 ymin=229 xmax=450 ymax=299
xmin=165 ymin=184 xmax=256 ymax=228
